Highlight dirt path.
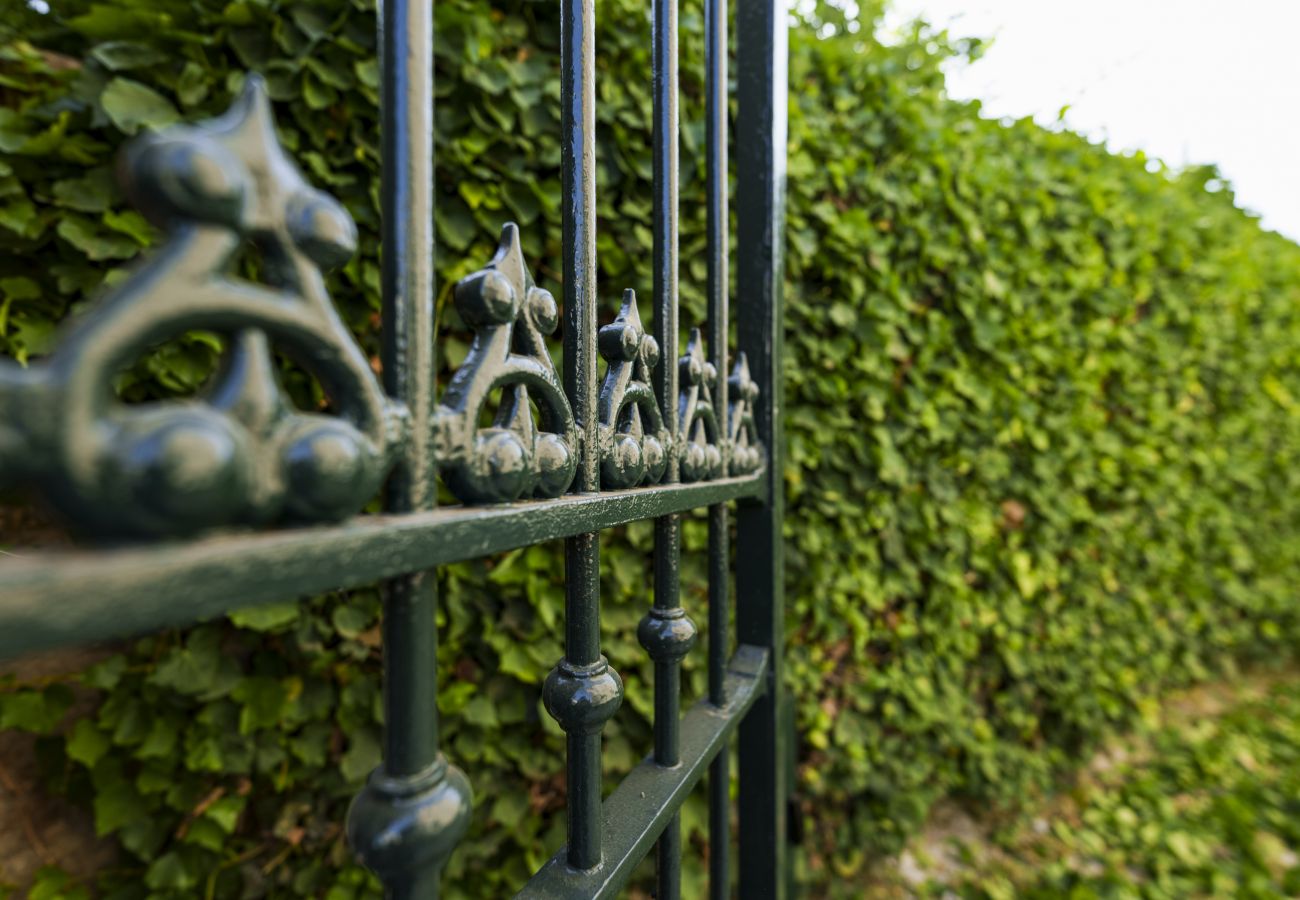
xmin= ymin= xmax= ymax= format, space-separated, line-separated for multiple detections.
xmin=0 ymin=646 xmax=119 ymax=894
xmin=855 ymin=665 xmax=1300 ymax=898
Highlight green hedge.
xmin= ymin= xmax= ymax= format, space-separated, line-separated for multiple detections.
xmin=4 ymin=0 xmax=1300 ymax=896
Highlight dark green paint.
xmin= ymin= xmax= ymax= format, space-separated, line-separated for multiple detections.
xmin=0 ymin=0 xmax=788 ymax=893
xmin=650 ymin=0 xmax=685 ymax=892
xmin=519 ymin=645 xmax=769 ymax=899
xmin=678 ymin=329 xmax=724 ymax=482
xmin=597 ymin=290 xmax=668 ymax=489
xmin=346 ymin=756 xmax=472 ymax=900
xmin=0 ymin=80 xmax=402 ymax=539
xmin=0 ymin=475 xmax=762 ymax=661
xmin=550 ymin=0 xmax=616 ymax=875
xmin=347 ymin=1 xmax=471 ymax=896
xmin=705 ymin=0 xmax=733 ymax=892
xmin=436 ymin=225 xmax=577 ymax=503
xmin=736 ymin=0 xmax=790 ymax=896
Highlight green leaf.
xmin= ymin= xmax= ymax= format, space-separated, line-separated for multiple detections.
xmin=28 ymin=868 xmax=90 ymax=900
xmin=0 ymin=196 xmax=37 ymax=236
xmin=0 ymin=276 xmax=40 ymax=302
xmin=82 ymin=655 xmax=127 ymax=691
xmin=51 ymin=168 xmax=115 ymax=213
xmin=176 ymin=62 xmax=210 ymax=107
xmin=102 ymin=208 xmax=153 ymax=245
xmin=56 ymin=216 xmax=139 ymax=260
xmin=180 ymin=816 xmax=227 ymax=852
xmin=150 ymin=628 xmax=225 ymax=696
xmin=331 ymin=603 xmax=370 ymax=639
xmin=66 ymin=719 xmax=112 ymax=767
xmin=99 ymin=77 xmax=179 ymax=134
xmin=232 ymin=676 xmax=289 ymax=733
xmin=340 ymin=728 xmax=380 ymax=783
xmin=462 ymin=695 xmax=498 ymax=728
xmin=229 ymin=601 xmax=301 ymax=632
xmin=0 ymin=685 xmax=73 ymax=732
xmin=491 ymin=789 xmax=529 ymax=830
xmin=93 ymin=778 xmax=147 ymax=835
xmin=204 ymin=795 xmax=246 ymax=833
xmin=145 ymin=851 xmax=198 ymax=890
xmin=90 ymin=41 xmax=168 ymax=71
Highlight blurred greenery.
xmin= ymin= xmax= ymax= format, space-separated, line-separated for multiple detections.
xmin=904 ymin=676 xmax=1300 ymax=899
xmin=2 ymin=0 xmax=1300 ymax=896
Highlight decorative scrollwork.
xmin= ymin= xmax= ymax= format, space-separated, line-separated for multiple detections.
xmin=728 ymin=352 xmax=763 ymax=474
xmin=676 ymin=329 xmax=724 ymax=482
xmin=0 ymin=67 xmax=767 ymax=535
xmin=0 ymin=78 xmax=405 ymax=538
xmin=596 ymin=289 xmax=669 ymax=489
xmin=433 ymin=224 xmax=578 ymax=503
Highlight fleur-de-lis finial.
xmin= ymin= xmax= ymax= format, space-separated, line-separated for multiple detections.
xmin=0 ymin=77 xmax=404 ymax=538
xmin=677 ymin=328 xmax=723 ymax=482
xmin=434 ymin=224 xmax=578 ymax=503
xmin=728 ymin=352 xmax=763 ymax=474
xmin=595 ymin=289 xmax=670 ymax=489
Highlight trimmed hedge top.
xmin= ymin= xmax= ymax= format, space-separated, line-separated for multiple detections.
xmin=3 ymin=0 xmax=1300 ymax=896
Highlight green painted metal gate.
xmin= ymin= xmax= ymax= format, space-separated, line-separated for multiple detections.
xmin=0 ymin=0 xmax=789 ymax=896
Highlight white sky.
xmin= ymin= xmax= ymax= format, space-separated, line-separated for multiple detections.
xmin=881 ymin=0 xmax=1300 ymax=241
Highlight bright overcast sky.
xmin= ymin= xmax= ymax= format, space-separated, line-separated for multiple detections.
xmin=881 ymin=0 xmax=1300 ymax=241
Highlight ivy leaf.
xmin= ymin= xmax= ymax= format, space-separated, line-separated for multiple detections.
xmin=176 ymin=62 xmax=210 ymax=107
xmin=150 ymin=634 xmax=219 ymax=695
xmin=82 ymin=655 xmax=127 ymax=691
xmin=0 ymin=276 xmax=40 ymax=302
xmin=0 ymin=196 xmax=37 ymax=237
xmin=229 ymin=601 xmax=302 ymax=632
xmin=102 ymin=208 xmax=153 ymax=245
xmin=66 ymin=719 xmax=112 ymax=767
xmin=205 ymin=795 xmax=247 ymax=833
xmin=56 ymin=216 xmax=139 ymax=260
xmin=28 ymin=868 xmax=90 ymax=900
xmin=339 ymin=728 xmax=380 ymax=783
xmin=99 ymin=77 xmax=179 ymax=134
xmin=90 ymin=41 xmax=168 ymax=71
xmin=144 ymin=851 xmax=198 ymax=890
xmin=463 ymin=695 xmax=499 ymax=728
xmin=331 ymin=603 xmax=370 ymax=639
xmin=93 ymin=778 xmax=147 ymax=835
xmin=232 ymin=676 xmax=289 ymax=733
xmin=0 ymin=685 xmax=73 ymax=732
xmin=51 ymin=169 xmax=115 ymax=213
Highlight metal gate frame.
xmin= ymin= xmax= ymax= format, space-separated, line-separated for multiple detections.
xmin=0 ymin=0 xmax=788 ymax=896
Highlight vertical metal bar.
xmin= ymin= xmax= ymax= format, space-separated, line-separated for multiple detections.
xmin=705 ymin=0 xmax=731 ymax=892
xmin=377 ymin=0 xmax=436 ymax=772
xmin=347 ymin=0 xmax=471 ymax=896
xmin=644 ymin=0 xmax=692 ymax=895
xmin=558 ymin=534 xmax=606 ymax=870
xmin=652 ymin=0 xmax=679 ymax=423
xmin=644 ymin=511 xmax=688 ymax=900
xmin=561 ymin=0 xmax=599 ymax=495
xmin=543 ymin=0 xmax=625 ymax=875
xmin=736 ymin=0 xmax=788 ymax=898
xmin=707 ymin=502 xmax=730 ymax=900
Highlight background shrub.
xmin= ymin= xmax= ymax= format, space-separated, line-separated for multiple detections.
xmin=3 ymin=0 xmax=1300 ymax=896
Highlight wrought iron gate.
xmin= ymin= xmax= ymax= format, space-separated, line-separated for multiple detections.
xmin=0 ymin=0 xmax=788 ymax=895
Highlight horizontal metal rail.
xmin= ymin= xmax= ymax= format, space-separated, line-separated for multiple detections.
xmin=0 ymin=474 xmax=762 ymax=660
xmin=517 ymin=643 xmax=769 ymax=899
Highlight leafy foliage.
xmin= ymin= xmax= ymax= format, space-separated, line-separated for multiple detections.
xmin=912 ymin=676 xmax=1300 ymax=899
xmin=784 ymin=4 xmax=1300 ymax=875
xmin=2 ymin=0 xmax=1300 ymax=896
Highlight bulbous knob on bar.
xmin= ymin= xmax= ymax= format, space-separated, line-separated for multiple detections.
xmin=638 ymin=606 xmax=698 ymax=663
xmin=543 ymin=656 xmax=624 ymax=735
xmin=346 ymin=757 xmax=472 ymax=885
